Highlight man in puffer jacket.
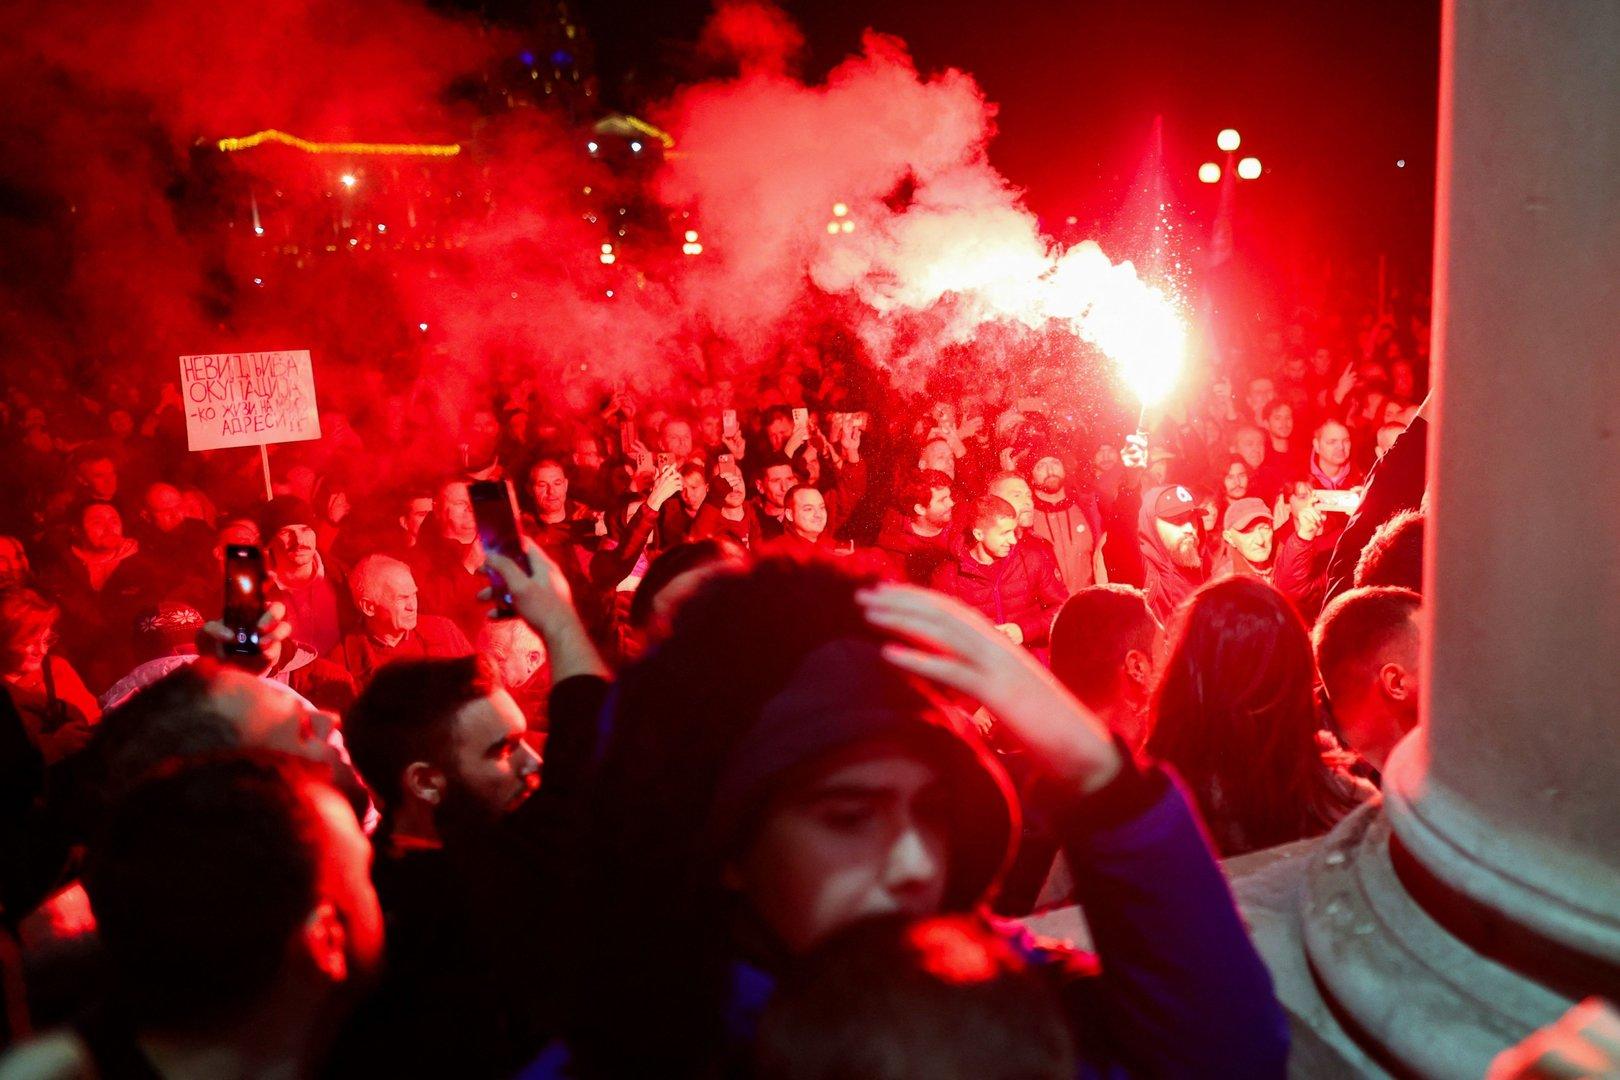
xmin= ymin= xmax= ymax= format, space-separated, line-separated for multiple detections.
xmin=930 ymin=495 xmax=1066 ymax=651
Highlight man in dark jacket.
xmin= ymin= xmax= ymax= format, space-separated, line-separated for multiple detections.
xmin=325 ymin=554 xmax=473 ymax=691
xmin=1027 ymin=452 xmax=1106 ymax=592
xmin=873 ymin=469 xmax=954 ymax=584
xmin=1136 ymin=484 xmax=1210 ymax=623
xmin=931 ymin=495 xmax=1065 ymax=650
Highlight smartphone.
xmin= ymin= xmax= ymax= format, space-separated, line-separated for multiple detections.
xmin=791 ymin=407 xmax=809 ymax=434
xmin=1314 ymin=489 xmax=1361 ymax=514
xmin=656 ymin=452 xmax=677 ymax=471
xmin=722 ymin=409 xmax=739 ymax=438
xmin=717 ymin=452 xmax=734 ymax=465
xmin=469 ymin=480 xmax=531 ymax=619
xmin=222 ymin=544 xmax=266 ymax=657
xmin=619 ymin=421 xmax=638 ymax=454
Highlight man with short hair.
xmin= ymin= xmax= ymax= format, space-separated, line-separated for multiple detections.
xmin=917 ymin=437 xmax=958 ymax=480
xmin=133 ymin=482 xmax=214 ymax=566
xmin=1135 ymin=484 xmax=1209 ymax=623
xmin=690 ymin=457 xmax=762 ymax=549
xmin=656 ymin=462 xmax=709 ymax=549
xmin=660 ymin=418 xmax=696 ymax=462
xmin=1314 ymin=586 xmax=1423 ymax=774
xmin=1217 ymin=497 xmax=1277 ymax=581
xmin=1354 ymin=509 xmax=1426 ymax=594
xmin=1231 ymin=424 xmax=1267 ymax=474
xmin=778 ymin=485 xmax=830 ymax=550
xmin=874 ymin=469 xmax=954 ymax=584
xmin=1026 ymin=453 xmax=1107 ymax=591
xmin=261 ymin=496 xmax=348 ymax=656
xmin=1246 ymin=376 xmax=1277 ymax=425
xmin=930 ymin=495 xmax=1064 ymax=649
xmin=1374 ymin=422 xmax=1405 ymax=462
xmin=396 ymin=489 xmax=435 ymax=552
xmin=751 ymin=453 xmax=798 ymax=541
xmin=1049 ymin=585 xmax=1160 ymax=750
xmin=327 ymin=555 xmax=472 ymax=690
xmin=0 ymin=753 xmax=383 ymax=1079
xmin=1310 ymin=419 xmax=1362 ymax=491
xmin=1252 ymin=400 xmax=1301 ymax=502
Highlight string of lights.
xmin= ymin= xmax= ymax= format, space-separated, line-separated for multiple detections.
xmin=215 ymin=129 xmax=462 ymax=157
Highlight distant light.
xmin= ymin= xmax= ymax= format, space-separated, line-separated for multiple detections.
xmin=840 ymin=219 xmax=854 ymax=234
xmin=253 ymin=225 xmax=264 ymax=236
xmin=587 ymin=141 xmax=598 ymax=153
xmin=630 ymin=141 xmax=642 ymax=152
xmin=1217 ymin=128 xmax=1241 ymax=152
xmin=418 ymin=322 xmax=429 ymax=332
xmin=832 ymin=202 xmax=848 ymax=218
xmin=1236 ymin=156 xmax=1262 ymax=180
xmin=683 ymin=242 xmax=703 ymax=255
xmin=1198 ymin=162 xmax=1222 ymax=184
xmin=339 ymin=173 xmax=357 ymax=189
xmin=600 ymin=252 xmax=616 ymax=264
xmin=519 ymin=50 xmax=536 ymax=65
xmin=601 ymin=243 xmax=614 ymax=253
xmin=684 ymin=229 xmax=699 ymax=242
xmin=827 ymin=222 xmax=840 ymax=234
xmin=583 ymin=186 xmax=592 ymax=194
xmin=605 ymin=290 xmax=614 ymax=297
xmin=1396 ymin=158 xmax=1406 ymax=168
xmin=376 ymin=223 xmax=387 ymax=233
xmin=1064 ymin=215 xmax=1078 ymax=225
xmin=252 ymin=277 xmax=263 ymax=285
xmin=348 ymin=237 xmax=358 ymax=246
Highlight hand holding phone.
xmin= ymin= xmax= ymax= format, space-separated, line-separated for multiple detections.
xmin=722 ymin=409 xmax=739 ymax=438
xmin=792 ymin=408 xmax=809 ymax=437
xmin=222 ymin=545 xmax=266 ymax=657
xmin=469 ymin=480 xmax=531 ymax=619
xmin=1313 ymin=488 xmax=1361 ymax=515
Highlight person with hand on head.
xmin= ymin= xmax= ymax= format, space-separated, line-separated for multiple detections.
xmin=526 ymin=557 xmax=1287 ymax=1078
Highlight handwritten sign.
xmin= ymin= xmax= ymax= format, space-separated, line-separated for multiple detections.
xmin=179 ymin=350 xmax=322 ymax=451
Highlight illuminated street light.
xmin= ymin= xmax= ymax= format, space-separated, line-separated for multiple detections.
xmin=630 ymin=141 xmax=642 ymax=153
xmin=840 ymin=219 xmax=854 ymax=233
xmin=1236 ymin=156 xmax=1263 ymax=180
xmin=339 ymin=173 xmax=357 ymax=189
xmin=587 ymin=141 xmax=598 ymax=153
xmin=1217 ymin=128 xmax=1241 ymax=152
xmin=1198 ymin=162 xmax=1222 ymax=184
xmin=832 ymin=202 xmax=848 ymax=218
xmin=826 ymin=222 xmax=840 ymax=234
xmin=600 ymin=242 xmax=616 ymax=265
xmin=684 ymin=230 xmax=699 ymax=242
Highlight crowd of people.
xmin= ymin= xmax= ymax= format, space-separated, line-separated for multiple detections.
xmin=10 ymin=287 xmax=1596 ymax=1078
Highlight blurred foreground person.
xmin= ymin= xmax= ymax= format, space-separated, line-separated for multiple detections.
xmin=530 ymin=556 xmax=1288 ymax=1077
xmin=1313 ymin=586 xmax=1423 ymax=776
xmin=0 ymin=753 xmax=382 ymax=1079
xmin=755 ymin=914 xmax=1075 ymax=1080
xmin=1146 ymin=577 xmax=1373 ymax=857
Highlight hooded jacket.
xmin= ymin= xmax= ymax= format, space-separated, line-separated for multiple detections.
xmin=1136 ymin=485 xmax=1211 ymax=624
xmin=522 ymin=640 xmax=1290 ymax=1079
xmin=872 ymin=513 xmax=952 ymax=585
xmin=1030 ymin=488 xmax=1104 ymax=592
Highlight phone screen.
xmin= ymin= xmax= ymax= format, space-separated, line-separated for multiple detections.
xmin=791 ymin=407 xmax=809 ymax=432
xmin=722 ymin=409 xmax=739 ymax=437
xmin=656 ymin=452 xmax=677 ymax=471
xmin=619 ymin=421 xmax=638 ymax=455
xmin=222 ymin=545 xmax=265 ymax=656
xmin=469 ymin=480 xmax=531 ymax=619
xmin=1313 ymin=489 xmax=1362 ymax=514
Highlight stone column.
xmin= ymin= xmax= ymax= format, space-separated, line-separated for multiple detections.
xmin=1236 ymin=3 xmax=1620 ymax=1076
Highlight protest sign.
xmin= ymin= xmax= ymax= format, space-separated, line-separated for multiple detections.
xmin=179 ymin=350 xmax=322 ymax=452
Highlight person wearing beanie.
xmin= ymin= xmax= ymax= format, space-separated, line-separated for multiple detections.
xmin=1025 ymin=450 xmax=1107 ymax=593
xmin=521 ymin=556 xmax=1288 ymax=1078
xmin=260 ymin=495 xmax=349 ymax=655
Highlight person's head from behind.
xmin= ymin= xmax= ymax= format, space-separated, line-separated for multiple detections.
xmin=1314 ymin=587 xmax=1423 ymax=771
xmin=917 ymin=438 xmax=955 ymax=479
xmin=625 ymin=536 xmax=749 ymax=648
xmin=1232 ymin=424 xmax=1266 ymax=470
xmin=574 ymin=558 xmax=1014 ymax=1069
xmin=784 ymin=485 xmax=828 ymax=542
xmin=1146 ymin=577 xmax=1338 ymax=853
xmin=344 ymin=656 xmax=539 ymax=842
xmin=1049 ymin=585 xmax=1159 ymax=748
xmin=755 ymin=914 xmax=1074 ymax=1080
xmin=1375 ymin=421 xmax=1405 ymax=461
xmin=84 ymin=753 xmax=382 ymax=1044
xmin=969 ymin=496 xmax=1018 ymax=561
xmin=349 ymin=554 xmax=419 ymax=638
xmin=986 ymin=473 xmax=1034 ymax=531
xmin=1355 ymin=509 xmax=1425 ymax=593
xmin=902 ymin=470 xmax=954 ymax=532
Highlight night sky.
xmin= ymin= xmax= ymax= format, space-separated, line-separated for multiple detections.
xmin=581 ymin=0 xmax=1441 ymax=279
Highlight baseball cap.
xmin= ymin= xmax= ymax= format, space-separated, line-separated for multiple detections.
xmin=1222 ymin=497 xmax=1272 ymax=533
xmin=1152 ymin=485 xmax=1199 ymax=523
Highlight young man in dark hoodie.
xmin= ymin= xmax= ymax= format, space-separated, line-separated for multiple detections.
xmin=518 ymin=555 xmax=1288 ymax=1078
xmin=930 ymin=495 xmax=1065 ymax=651
xmin=1136 ymin=484 xmax=1210 ymax=624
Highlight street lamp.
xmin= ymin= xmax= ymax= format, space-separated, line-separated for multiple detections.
xmin=1217 ymin=128 xmax=1241 ymax=152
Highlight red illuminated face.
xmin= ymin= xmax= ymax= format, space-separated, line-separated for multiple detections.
xmin=1314 ymin=423 xmax=1352 ymax=471
xmin=449 ymin=691 xmax=541 ymax=818
xmin=530 ymin=466 xmax=569 ymax=516
xmin=759 ymin=465 xmax=796 ymax=509
xmin=786 ymin=488 xmax=828 ymax=540
xmin=1224 ymin=461 xmax=1250 ymax=499
xmin=989 ymin=478 xmax=1034 ymax=530
xmin=661 ymin=421 xmax=694 ymax=458
xmin=77 ymin=457 xmax=118 ymax=501
xmin=724 ymin=744 xmax=950 ymax=955
xmin=973 ymin=516 xmax=1018 ymax=560
xmin=681 ymin=472 xmax=709 ymax=512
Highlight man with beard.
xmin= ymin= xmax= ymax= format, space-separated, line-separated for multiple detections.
xmin=874 ymin=469 xmax=954 ymax=584
xmin=262 ymin=497 xmax=348 ymax=656
xmin=1216 ymin=497 xmax=1278 ymax=582
xmin=1136 ymin=485 xmax=1209 ymax=623
xmin=333 ymin=656 xmax=542 ymax=1076
xmin=1026 ymin=452 xmax=1106 ymax=592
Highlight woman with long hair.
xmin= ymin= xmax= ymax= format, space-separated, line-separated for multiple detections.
xmin=0 ymin=586 xmax=101 ymax=764
xmin=1146 ymin=576 xmax=1371 ymax=857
